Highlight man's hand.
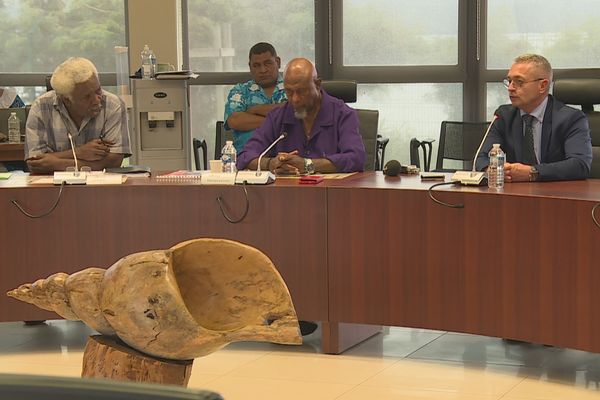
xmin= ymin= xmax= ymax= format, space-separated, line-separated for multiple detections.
xmin=76 ymin=139 xmax=113 ymax=161
xmin=270 ymin=150 xmax=303 ymax=175
xmin=504 ymin=162 xmax=531 ymax=182
xmin=26 ymin=153 xmax=66 ymax=174
xmin=227 ymin=103 xmax=286 ymax=131
xmin=246 ymin=103 xmax=285 ymax=117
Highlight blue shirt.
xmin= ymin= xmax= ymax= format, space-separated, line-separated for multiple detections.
xmin=224 ymin=74 xmax=286 ymax=152
xmin=237 ymin=90 xmax=366 ymax=172
xmin=519 ymin=96 xmax=548 ymax=163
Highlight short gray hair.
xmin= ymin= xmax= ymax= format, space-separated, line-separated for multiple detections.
xmin=50 ymin=57 xmax=98 ymax=99
xmin=514 ymin=54 xmax=553 ymax=81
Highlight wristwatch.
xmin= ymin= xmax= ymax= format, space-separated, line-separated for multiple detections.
xmin=304 ymin=158 xmax=315 ymax=175
xmin=529 ymin=166 xmax=539 ymax=182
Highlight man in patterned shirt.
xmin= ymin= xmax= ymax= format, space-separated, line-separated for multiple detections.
xmin=25 ymin=57 xmax=131 ymax=173
xmin=224 ymin=42 xmax=287 ymax=152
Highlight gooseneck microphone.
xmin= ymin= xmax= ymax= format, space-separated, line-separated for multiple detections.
xmin=53 ymin=132 xmax=87 ymax=184
xmin=257 ymin=132 xmax=288 ymax=175
xmin=67 ymin=133 xmax=80 ymax=175
xmin=471 ymin=114 xmax=499 ymax=173
xmin=234 ymin=132 xmax=288 ymax=185
xmin=431 ymin=113 xmax=501 ymax=209
xmin=449 ymin=113 xmax=500 ymax=186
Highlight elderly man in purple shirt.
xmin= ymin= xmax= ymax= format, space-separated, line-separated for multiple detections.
xmin=236 ymin=58 xmax=366 ymax=174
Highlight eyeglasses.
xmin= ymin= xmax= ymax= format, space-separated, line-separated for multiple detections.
xmin=503 ymin=78 xmax=544 ymax=89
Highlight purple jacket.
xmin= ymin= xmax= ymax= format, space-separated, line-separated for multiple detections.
xmin=236 ymin=90 xmax=366 ymax=172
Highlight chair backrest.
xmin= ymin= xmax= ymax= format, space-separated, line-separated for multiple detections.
xmin=357 ymin=109 xmax=379 ymax=171
xmin=214 ymin=121 xmax=234 ymax=160
xmin=320 ymin=80 xmax=357 ymax=103
xmin=436 ymin=121 xmax=490 ymax=172
xmin=0 ymin=373 xmax=223 ymax=400
xmin=553 ymin=78 xmax=600 ymax=178
xmin=409 ymin=138 xmax=435 ymax=172
xmin=192 ymin=138 xmax=207 ymax=170
xmin=320 ymin=80 xmax=379 ymax=171
xmin=45 ymin=75 xmax=53 ymax=91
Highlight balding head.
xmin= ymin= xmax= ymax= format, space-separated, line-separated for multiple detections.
xmin=283 ymin=58 xmax=321 ymax=120
xmin=284 ymin=58 xmax=318 ymax=83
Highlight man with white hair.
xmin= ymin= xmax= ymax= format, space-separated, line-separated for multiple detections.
xmin=25 ymin=57 xmax=131 ymax=173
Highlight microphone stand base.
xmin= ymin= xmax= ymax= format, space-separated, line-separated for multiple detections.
xmin=235 ymin=171 xmax=276 ymax=185
xmin=450 ymin=171 xmax=486 ymax=186
xmin=53 ymin=171 xmax=87 ymax=185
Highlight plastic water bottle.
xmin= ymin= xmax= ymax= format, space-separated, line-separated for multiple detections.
xmin=141 ymin=44 xmax=156 ymax=79
xmin=8 ymin=112 xmax=20 ymax=144
xmin=221 ymin=140 xmax=237 ymax=173
xmin=488 ymin=143 xmax=505 ymax=189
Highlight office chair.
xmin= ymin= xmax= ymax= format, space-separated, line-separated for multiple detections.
xmin=320 ymin=80 xmax=387 ymax=171
xmin=553 ymin=78 xmax=600 ymax=178
xmin=409 ymin=138 xmax=435 ymax=172
xmin=411 ymin=121 xmax=489 ymax=172
xmin=45 ymin=75 xmax=53 ymax=91
xmin=214 ymin=121 xmax=234 ymax=160
xmin=0 ymin=373 xmax=223 ymax=400
xmin=192 ymin=138 xmax=207 ymax=170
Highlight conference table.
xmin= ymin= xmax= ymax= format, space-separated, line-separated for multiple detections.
xmin=1 ymin=172 xmax=599 ymax=354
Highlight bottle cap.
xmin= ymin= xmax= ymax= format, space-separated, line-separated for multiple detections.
xmin=225 ymin=140 xmax=233 ymax=145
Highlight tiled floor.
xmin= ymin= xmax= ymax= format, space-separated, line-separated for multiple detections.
xmin=0 ymin=320 xmax=599 ymax=399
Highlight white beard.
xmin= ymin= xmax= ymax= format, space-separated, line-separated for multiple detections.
xmin=294 ymin=109 xmax=307 ymax=120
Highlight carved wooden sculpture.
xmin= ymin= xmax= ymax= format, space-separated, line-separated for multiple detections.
xmin=7 ymin=238 xmax=301 ymax=361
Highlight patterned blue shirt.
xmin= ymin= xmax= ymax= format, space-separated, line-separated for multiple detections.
xmin=224 ymin=74 xmax=286 ymax=152
xmin=0 ymin=87 xmax=25 ymax=108
xmin=10 ymin=95 xmax=25 ymax=108
xmin=25 ymin=90 xmax=131 ymax=160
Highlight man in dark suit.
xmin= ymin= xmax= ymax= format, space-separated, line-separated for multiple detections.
xmin=476 ymin=54 xmax=592 ymax=182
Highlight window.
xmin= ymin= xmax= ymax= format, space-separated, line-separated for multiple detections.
xmin=487 ymin=0 xmax=600 ymax=69
xmin=356 ymin=84 xmax=462 ymax=164
xmin=184 ymin=1 xmax=600 ymax=166
xmin=343 ymin=0 xmax=459 ymax=66
xmin=187 ymin=0 xmax=314 ymax=72
xmin=190 ymin=85 xmax=232 ymax=158
xmin=0 ymin=0 xmax=126 ymax=74
xmin=0 ymin=0 xmax=125 ymax=104
xmin=186 ymin=0 xmax=316 ymax=154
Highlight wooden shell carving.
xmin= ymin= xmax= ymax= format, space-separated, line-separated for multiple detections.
xmin=7 ymin=238 xmax=301 ymax=360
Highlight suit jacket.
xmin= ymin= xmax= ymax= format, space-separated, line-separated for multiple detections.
xmin=475 ymin=95 xmax=592 ymax=181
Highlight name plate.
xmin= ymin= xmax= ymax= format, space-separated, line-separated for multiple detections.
xmin=201 ymin=172 xmax=236 ymax=185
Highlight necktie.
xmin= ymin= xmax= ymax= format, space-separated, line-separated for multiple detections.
xmin=522 ymin=114 xmax=537 ymax=165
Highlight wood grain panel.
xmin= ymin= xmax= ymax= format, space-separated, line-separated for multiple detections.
xmin=1 ymin=182 xmax=328 ymax=322
xmin=2 ymin=173 xmax=600 ymax=354
xmin=327 ymin=178 xmax=600 ymax=353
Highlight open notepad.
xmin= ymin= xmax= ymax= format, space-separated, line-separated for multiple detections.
xmin=156 ymin=170 xmax=203 ymax=180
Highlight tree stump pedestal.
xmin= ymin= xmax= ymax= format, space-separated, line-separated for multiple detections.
xmin=81 ymin=335 xmax=194 ymax=387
